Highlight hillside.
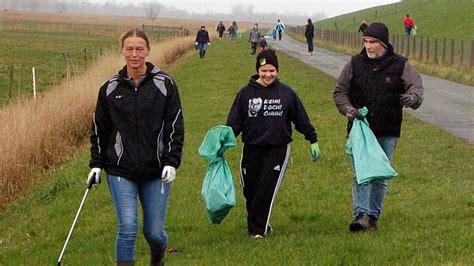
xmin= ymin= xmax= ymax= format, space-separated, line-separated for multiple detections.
xmin=315 ymin=0 xmax=474 ymax=40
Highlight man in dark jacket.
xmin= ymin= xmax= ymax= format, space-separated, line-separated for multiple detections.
xmin=333 ymin=22 xmax=424 ymax=232
xmin=304 ymin=18 xmax=315 ymax=55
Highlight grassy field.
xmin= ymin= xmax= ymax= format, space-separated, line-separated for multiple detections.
xmin=0 ymin=11 xmax=233 ymax=106
xmin=315 ymin=0 xmax=474 ymax=40
xmin=0 ymin=19 xmax=121 ymax=106
xmin=0 ymin=34 xmax=472 ymax=265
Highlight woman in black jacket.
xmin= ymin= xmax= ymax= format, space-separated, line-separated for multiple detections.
xmin=87 ymin=28 xmax=184 ymax=265
xmin=195 ymin=25 xmax=211 ymax=58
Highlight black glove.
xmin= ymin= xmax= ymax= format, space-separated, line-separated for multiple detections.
xmin=400 ymin=93 xmax=416 ymax=107
xmin=346 ymin=107 xmax=363 ymax=121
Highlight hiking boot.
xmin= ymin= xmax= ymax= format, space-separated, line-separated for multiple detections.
xmin=151 ymin=248 xmax=165 ymax=266
xmin=368 ymin=215 xmax=378 ymax=231
xmin=349 ymin=213 xmax=370 ymax=232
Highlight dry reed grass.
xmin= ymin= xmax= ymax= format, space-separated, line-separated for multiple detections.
xmin=0 ymin=35 xmax=195 ymax=209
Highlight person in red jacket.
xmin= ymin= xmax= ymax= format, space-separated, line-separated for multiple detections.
xmin=403 ymin=14 xmax=415 ymax=37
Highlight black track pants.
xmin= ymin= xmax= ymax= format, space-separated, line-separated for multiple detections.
xmin=240 ymin=144 xmax=290 ymax=235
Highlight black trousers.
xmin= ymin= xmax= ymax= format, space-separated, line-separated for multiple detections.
xmin=250 ymin=42 xmax=257 ymax=54
xmin=240 ymin=144 xmax=290 ymax=235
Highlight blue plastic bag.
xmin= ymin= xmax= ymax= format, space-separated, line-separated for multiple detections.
xmin=198 ymin=125 xmax=236 ymax=224
xmin=345 ymin=107 xmax=398 ymax=184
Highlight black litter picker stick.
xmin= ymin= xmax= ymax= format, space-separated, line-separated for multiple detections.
xmin=57 ymin=179 xmax=95 ymax=266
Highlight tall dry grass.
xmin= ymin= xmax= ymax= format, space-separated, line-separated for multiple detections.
xmin=0 ymin=35 xmax=195 ymax=209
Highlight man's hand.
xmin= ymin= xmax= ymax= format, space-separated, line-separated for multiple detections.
xmin=346 ymin=107 xmax=363 ymax=121
xmin=86 ymin=168 xmax=101 ymax=188
xmin=310 ymin=143 xmax=320 ymax=162
xmin=161 ymin=166 xmax=176 ymax=183
xmin=400 ymin=93 xmax=416 ymax=107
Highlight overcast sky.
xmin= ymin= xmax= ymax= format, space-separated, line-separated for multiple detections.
xmin=93 ymin=0 xmax=400 ymax=18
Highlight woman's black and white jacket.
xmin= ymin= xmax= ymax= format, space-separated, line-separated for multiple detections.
xmin=89 ymin=62 xmax=184 ymax=180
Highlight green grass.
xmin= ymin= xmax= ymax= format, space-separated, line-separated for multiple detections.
xmin=0 ymin=34 xmax=473 ymax=265
xmin=0 ymin=21 xmax=120 ymax=105
xmin=315 ymin=0 xmax=474 ymax=40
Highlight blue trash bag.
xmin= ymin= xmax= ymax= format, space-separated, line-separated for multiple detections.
xmin=345 ymin=107 xmax=398 ymax=185
xmin=198 ymin=125 xmax=236 ymax=224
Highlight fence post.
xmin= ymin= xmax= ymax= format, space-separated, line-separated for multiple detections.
xmin=413 ymin=36 xmax=416 ymax=57
xmin=442 ymin=37 xmax=446 ymax=64
xmin=8 ymin=65 xmax=13 ymax=101
xmin=401 ymin=36 xmax=405 ymax=56
xmin=83 ymin=48 xmax=88 ymax=68
xmin=459 ymin=40 xmax=464 ymax=67
xmin=32 ymin=67 xmax=36 ymax=100
xmin=419 ymin=36 xmax=423 ymax=61
xmin=434 ymin=38 xmax=438 ymax=64
xmin=426 ymin=36 xmax=430 ymax=61
xmin=471 ymin=40 xmax=474 ymax=69
xmin=450 ymin=39 xmax=455 ymax=65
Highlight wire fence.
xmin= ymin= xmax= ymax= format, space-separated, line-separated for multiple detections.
xmin=142 ymin=24 xmax=190 ymax=41
xmin=288 ymin=26 xmax=474 ymax=69
xmin=0 ymin=25 xmax=191 ymax=106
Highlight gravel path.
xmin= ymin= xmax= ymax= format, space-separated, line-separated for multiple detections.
xmin=267 ymin=34 xmax=474 ymax=145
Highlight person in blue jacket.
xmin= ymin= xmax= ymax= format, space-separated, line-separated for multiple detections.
xmin=87 ymin=28 xmax=184 ymax=265
xmin=226 ymin=49 xmax=320 ymax=239
xmin=275 ymin=19 xmax=285 ymax=41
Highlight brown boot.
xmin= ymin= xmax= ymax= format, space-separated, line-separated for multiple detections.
xmin=151 ymin=249 xmax=165 ymax=266
xmin=117 ymin=261 xmax=134 ymax=266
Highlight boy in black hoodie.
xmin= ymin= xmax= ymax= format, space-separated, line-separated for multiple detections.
xmin=226 ymin=49 xmax=320 ymax=239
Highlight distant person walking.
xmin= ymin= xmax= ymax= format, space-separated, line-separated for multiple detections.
xmin=304 ymin=18 xmax=315 ymax=56
xmin=195 ymin=25 xmax=211 ymax=59
xmin=216 ymin=21 xmax=226 ymax=40
xmin=275 ymin=19 xmax=285 ymax=41
xmin=258 ymin=36 xmax=268 ymax=52
xmin=358 ymin=20 xmax=368 ymax=34
xmin=228 ymin=21 xmax=237 ymax=40
xmin=248 ymin=23 xmax=261 ymax=55
xmin=271 ymin=28 xmax=277 ymax=40
xmin=404 ymin=14 xmax=415 ymax=37
xmin=226 ymin=49 xmax=321 ymax=239
xmin=333 ymin=22 xmax=424 ymax=232
xmin=88 ymin=28 xmax=184 ymax=265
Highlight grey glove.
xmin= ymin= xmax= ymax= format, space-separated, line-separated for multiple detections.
xmin=346 ymin=107 xmax=363 ymax=121
xmin=400 ymin=93 xmax=416 ymax=107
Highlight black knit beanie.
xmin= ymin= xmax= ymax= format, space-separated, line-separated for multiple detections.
xmin=256 ymin=49 xmax=279 ymax=72
xmin=363 ymin=22 xmax=389 ymax=48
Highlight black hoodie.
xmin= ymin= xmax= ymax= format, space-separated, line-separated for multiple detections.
xmin=227 ymin=75 xmax=317 ymax=146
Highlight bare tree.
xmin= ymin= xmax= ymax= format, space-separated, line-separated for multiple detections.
xmin=144 ymin=2 xmax=160 ymax=25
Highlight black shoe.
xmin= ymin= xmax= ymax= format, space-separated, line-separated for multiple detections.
xmin=349 ymin=213 xmax=370 ymax=232
xmin=368 ymin=215 xmax=378 ymax=231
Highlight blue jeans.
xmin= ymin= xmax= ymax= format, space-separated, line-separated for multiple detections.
xmin=107 ymin=175 xmax=170 ymax=262
xmin=197 ymin=42 xmax=208 ymax=58
xmin=351 ymin=137 xmax=398 ymax=220
xmin=306 ymin=38 xmax=313 ymax=52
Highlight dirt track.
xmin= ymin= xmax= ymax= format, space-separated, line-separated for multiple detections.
xmin=267 ymin=34 xmax=474 ymax=145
